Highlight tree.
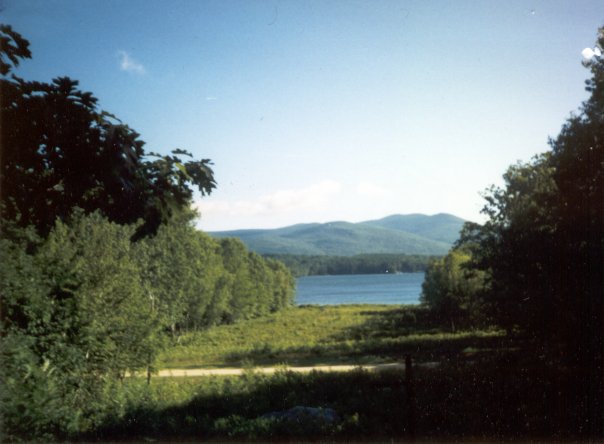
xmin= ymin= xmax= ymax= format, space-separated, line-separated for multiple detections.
xmin=421 ymin=249 xmax=487 ymax=332
xmin=0 ymin=26 xmax=298 ymax=440
xmin=214 ymin=237 xmax=295 ymax=323
xmin=549 ymin=29 xmax=604 ymax=361
xmin=265 ymin=258 xmax=296 ymax=311
xmin=0 ymin=24 xmax=31 ymax=75
xmin=134 ymin=212 xmax=222 ymax=334
xmin=216 ymin=238 xmax=249 ymax=322
xmin=0 ymin=224 xmax=61 ymax=440
xmin=461 ymin=155 xmax=560 ymax=335
xmin=456 ymin=27 xmax=603 ymax=438
xmin=0 ymin=26 xmax=216 ymax=238
xmin=1 ymin=213 xmax=161 ymax=439
xmin=467 ymin=28 xmax=603 ymax=347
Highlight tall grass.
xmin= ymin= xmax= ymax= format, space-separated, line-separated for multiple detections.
xmin=160 ymin=304 xmax=503 ymax=368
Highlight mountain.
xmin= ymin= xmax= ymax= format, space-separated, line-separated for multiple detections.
xmin=208 ymin=213 xmax=466 ymax=256
xmin=361 ymin=213 xmax=466 ymax=244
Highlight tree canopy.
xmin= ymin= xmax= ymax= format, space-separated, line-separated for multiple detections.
xmin=0 ymin=24 xmax=31 ymax=75
xmin=462 ymin=29 xmax=604 ymax=346
xmin=0 ymin=26 xmax=296 ymax=441
xmin=0 ymin=28 xmax=216 ymax=238
xmin=444 ymin=27 xmax=604 ymax=437
xmin=420 ymin=248 xmax=487 ymax=332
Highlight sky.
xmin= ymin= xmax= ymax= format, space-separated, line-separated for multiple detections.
xmin=2 ymin=0 xmax=603 ymax=230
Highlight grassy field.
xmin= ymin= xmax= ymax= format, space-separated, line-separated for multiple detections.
xmin=90 ymin=305 xmax=597 ymax=442
xmin=160 ymin=304 xmax=503 ymax=369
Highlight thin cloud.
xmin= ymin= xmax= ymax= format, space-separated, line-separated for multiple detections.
xmin=356 ymin=181 xmax=388 ymax=199
xmin=194 ymin=180 xmax=342 ymax=219
xmin=117 ymin=50 xmax=146 ymax=74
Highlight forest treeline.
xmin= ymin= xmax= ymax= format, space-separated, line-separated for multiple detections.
xmin=420 ymin=28 xmax=604 ymax=437
xmin=267 ymin=253 xmax=436 ymax=276
xmin=0 ymin=26 xmax=294 ymax=441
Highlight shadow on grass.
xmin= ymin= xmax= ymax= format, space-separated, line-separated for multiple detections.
xmin=220 ymin=332 xmax=508 ymax=368
xmin=92 ymin=368 xmax=409 ymax=441
xmin=91 ymin=350 xmax=602 ymax=442
xmin=219 ymin=306 xmax=507 ymax=367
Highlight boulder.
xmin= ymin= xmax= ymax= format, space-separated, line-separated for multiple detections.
xmin=261 ymin=406 xmax=340 ymax=425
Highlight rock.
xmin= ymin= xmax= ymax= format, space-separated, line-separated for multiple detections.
xmin=261 ymin=406 xmax=340 ymax=424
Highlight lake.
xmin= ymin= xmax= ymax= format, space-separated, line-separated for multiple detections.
xmin=295 ymin=273 xmax=424 ymax=305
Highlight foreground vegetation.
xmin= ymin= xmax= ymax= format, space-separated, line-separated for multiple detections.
xmin=91 ymin=306 xmax=586 ymax=442
xmin=96 ymin=360 xmax=588 ymax=442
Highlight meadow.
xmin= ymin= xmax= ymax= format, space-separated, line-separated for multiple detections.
xmin=159 ymin=304 xmax=503 ymax=369
xmin=92 ymin=305 xmax=583 ymax=442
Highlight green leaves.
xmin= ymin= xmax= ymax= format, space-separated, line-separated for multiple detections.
xmin=0 ymin=26 xmax=295 ymax=442
xmin=1 ymin=32 xmax=216 ymax=238
xmin=421 ymin=249 xmax=487 ymax=332
xmin=452 ymin=27 xmax=604 ymax=355
xmin=134 ymin=221 xmax=296 ymax=333
xmin=1 ymin=215 xmax=162 ymax=439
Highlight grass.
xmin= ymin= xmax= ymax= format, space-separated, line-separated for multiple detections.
xmin=95 ymin=369 xmax=410 ymax=441
xmin=159 ymin=304 xmax=504 ymax=368
xmin=96 ymin=350 xmax=595 ymax=442
xmin=88 ymin=305 xmax=601 ymax=441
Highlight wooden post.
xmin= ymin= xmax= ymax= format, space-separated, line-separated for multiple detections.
xmin=405 ymin=354 xmax=416 ymax=442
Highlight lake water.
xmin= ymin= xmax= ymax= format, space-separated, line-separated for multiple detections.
xmin=295 ymin=273 xmax=424 ymax=305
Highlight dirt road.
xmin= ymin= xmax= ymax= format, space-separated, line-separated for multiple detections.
xmin=156 ymin=362 xmax=407 ymax=377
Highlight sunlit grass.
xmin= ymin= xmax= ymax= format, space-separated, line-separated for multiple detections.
xmin=159 ymin=305 xmax=503 ymax=368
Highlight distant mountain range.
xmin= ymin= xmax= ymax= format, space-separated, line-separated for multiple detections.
xmin=208 ymin=213 xmax=466 ymax=256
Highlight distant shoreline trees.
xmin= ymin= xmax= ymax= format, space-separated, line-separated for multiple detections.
xmin=268 ymin=253 xmax=437 ymax=277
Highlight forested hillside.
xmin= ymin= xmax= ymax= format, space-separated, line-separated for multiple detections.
xmin=361 ymin=213 xmax=465 ymax=244
xmin=0 ymin=26 xmax=294 ymax=441
xmin=210 ymin=213 xmax=464 ymax=256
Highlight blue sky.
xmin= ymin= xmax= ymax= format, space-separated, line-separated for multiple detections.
xmin=3 ymin=0 xmax=603 ymax=230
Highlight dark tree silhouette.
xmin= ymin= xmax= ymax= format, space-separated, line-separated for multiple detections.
xmin=0 ymin=27 xmax=215 ymax=238
xmin=458 ymin=27 xmax=603 ymax=438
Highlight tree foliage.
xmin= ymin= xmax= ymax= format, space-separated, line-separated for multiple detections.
xmin=421 ymin=248 xmax=487 ymax=332
xmin=0 ymin=33 xmax=216 ymax=238
xmin=449 ymin=27 xmax=604 ymax=437
xmin=0 ymin=27 xmax=296 ymax=441
xmin=463 ymin=29 xmax=604 ymax=346
xmin=0 ymin=24 xmax=31 ymax=75
xmin=1 ymin=214 xmax=297 ymax=440
xmin=1 ymin=214 xmax=160 ymax=440
xmin=131 ymin=217 xmax=296 ymax=334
